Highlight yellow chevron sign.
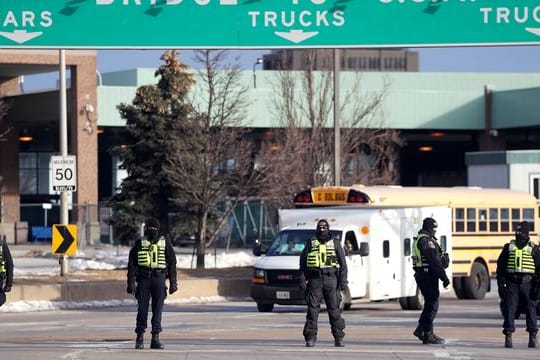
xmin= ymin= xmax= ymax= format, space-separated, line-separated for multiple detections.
xmin=52 ymin=224 xmax=77 ymax=256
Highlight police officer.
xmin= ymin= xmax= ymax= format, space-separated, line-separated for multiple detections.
xmin=496 ymin=221 xmax=540 ymax=348
xmin=127 ymin=217 xmax=178 ymax=350
xmin=300 ymin=219 xmax=348 ymax=347
xmin=412 ymin=217 xmax=450 ymax=345
xmin=0 ymin=235 xmax=14 ymax=308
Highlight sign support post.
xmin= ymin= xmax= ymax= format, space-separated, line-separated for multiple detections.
xmin=59 ymin=49 xmax=69 ymax=276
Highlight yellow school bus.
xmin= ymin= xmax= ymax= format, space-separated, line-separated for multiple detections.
xmin=293 ymin=185 xmax=539 ymax=300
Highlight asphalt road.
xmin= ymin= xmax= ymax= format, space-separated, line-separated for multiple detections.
xmin=0 ymin=293 xmax=539 ymax=360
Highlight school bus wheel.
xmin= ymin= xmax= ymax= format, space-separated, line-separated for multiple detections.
xmin=463 ymin=261 xmax=489 ymax=300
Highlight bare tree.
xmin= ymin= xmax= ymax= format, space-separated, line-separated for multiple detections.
xmin=338 ymin=71 xmax=404 ymax=185
xmin=257 ymin=49 xmax=404 ymax=206
xmin=165 ymin=50 xmax=262 ymax=268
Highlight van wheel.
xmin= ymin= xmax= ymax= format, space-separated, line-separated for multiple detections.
xmin=399 ymin=288 xmax=424 ymax=310
xmin=453 ymin=276 xmax=467 ymax=299
xmin=463 ymin=261 xmax=488 ymax=300
xmin=256 ymin=303 xmax=274 ymax=312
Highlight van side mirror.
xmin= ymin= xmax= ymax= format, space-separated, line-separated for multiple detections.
xmin=253 ymin=239 xmax=266 ymax=256
xmin=359 ymin=242 xmax=369 ymax=256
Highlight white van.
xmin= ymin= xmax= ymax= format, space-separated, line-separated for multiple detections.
xmin=250 ymin=205 xmax=452 ymax=312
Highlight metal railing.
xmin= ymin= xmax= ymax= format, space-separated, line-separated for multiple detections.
xmin=1 ymin=199 xmax=280 ymax=249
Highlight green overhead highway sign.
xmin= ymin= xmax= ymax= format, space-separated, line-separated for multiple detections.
xmin=1 ymin=0 xmax=540 ymax=48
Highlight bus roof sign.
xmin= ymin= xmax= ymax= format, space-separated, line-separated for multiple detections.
xmin=1 ymin=1 xmax=540 ymax=48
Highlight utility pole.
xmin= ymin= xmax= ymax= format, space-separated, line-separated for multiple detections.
xmin=333 ymin=48 xmax=341 ymax=186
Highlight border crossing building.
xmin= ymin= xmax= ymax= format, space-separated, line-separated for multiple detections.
xmin=1 ymin=50 xmax=540 ymax=244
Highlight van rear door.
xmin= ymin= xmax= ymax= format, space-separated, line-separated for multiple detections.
xmin=342 ymin=229 xmax=367 ymax=298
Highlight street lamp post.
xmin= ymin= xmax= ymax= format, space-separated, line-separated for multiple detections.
xmin=253 ymin=58 xmax=263 ymax=88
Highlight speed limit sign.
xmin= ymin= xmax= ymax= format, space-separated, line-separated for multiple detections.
xmin=51 ymin=155 xmax=77 ymax=192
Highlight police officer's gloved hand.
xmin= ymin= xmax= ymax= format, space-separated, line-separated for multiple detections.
xmin=3 ymin=285 xmax=11 ymax=293
xmin=127 ymin=282 xmax=136 ymax=295
xmin=441 ymin=253 xmax=450 ymax=269
xmin=338 ymin=282 xmax=348 ymax=291
xmin=442 ymin=277 xmax=450 ymax=289
xmin=169 ymin=283 xmax=178 ymax=295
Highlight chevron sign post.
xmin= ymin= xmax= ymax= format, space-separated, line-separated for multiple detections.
xmin=0 ymin=1 xmax=540 ymax=48
xmin=52 ymin=224 xmax=77 ymax=256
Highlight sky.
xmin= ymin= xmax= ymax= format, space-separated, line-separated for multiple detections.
xmin=0 ymin=246 xmax=256 ymax=313
xmin=22 ymin=46 xmax=540 ymax=92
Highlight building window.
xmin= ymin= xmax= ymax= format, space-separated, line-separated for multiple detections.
xmin=531 ymin=174 xmax=540 ymax=199
xmin=19 ymin=152 xmax=52 ymax=194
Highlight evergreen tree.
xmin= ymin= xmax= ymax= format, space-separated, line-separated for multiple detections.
xmin=108 ymin=50 xmax=195 ymax=244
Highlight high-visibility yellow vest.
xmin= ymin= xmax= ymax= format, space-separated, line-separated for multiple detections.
xmin=506 ymin=240 xmax=535 ymax=274
xmin=412 ymin=234 xmax=442 ymax=269
xmin=137 ymin=237 xmax=167 ymax=269
xmin=306 ymin=238 xmax=339 ymax=269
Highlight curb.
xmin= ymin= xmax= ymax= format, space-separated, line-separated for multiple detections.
xmin=6 ymin=278 xmax=252 ymax=303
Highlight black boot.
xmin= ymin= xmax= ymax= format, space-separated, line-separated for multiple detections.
xmin=423 ymin=331 xmax=445 ymax=345
xmin=504 ymin=333 xmax=512 ymax=348
xmin=150 ymin=333 xmax=164 ymax=349
xmin=529 ymin=333 xmax=538 ymax=348
xmin=135 ymin=333 xmax=144 ymax=349
xmin=431 ymin=332 xmax=445 ymax=344
xmin=305 ymin=338 xmax=315 ymax=347
xmin=413 ymin=328 xmax=424 ymax=342
xmin=334 ymin=338 xmax=345 ymax=347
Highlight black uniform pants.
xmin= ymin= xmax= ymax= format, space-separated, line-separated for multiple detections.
xmin=502 ymin=281 xmax=538 ymax=335
xmin=415 ymin=271 xmax=440 ymax=333
xmin=303 ymin=272 xmax=345 ymax=341
xmin=135 ymin=271 xmax=167 ymax=334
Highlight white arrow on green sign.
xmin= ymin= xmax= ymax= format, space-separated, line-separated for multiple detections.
xmin=1 ymin=0 xmax=540 ymax=48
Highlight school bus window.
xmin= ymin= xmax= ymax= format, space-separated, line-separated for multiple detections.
xmin=489 ymin=208 xmax=499 ymax=232
xmin=455 ymin=208 xmax=465 ymax=232
xmin=479 ymin=208 xmax=487 ymax=232
xmin=511 ymin=208 xmax=521 ymax=231
xmin=523 ymin=208 xmax=535 ymax=231
xmin=501 ymin=208 xmax=510 ymax=232
xmin=467 ymin=208 xmax=476 ymax=232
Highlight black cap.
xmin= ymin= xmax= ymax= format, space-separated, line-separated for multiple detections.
xmin=317 ymin=219 xmax=329 ymax=229
xmin=516 ymin=221 xmax=530 ymax=235
xmin=422 ymin=217 xmax=438 ymax=232
xmin=145 ymin=217 xmax=160 ymax=230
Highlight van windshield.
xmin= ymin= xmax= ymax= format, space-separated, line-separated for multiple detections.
xmin=266 ymin=230 xmax=343 ymax=256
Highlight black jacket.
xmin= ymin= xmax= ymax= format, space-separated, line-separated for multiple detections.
xmin=0 ymin=239 xmax=13 ymax=288
xmin=127 ymin=237 xmax=178 ymax=287
xmin=300 ymin=235 xmax=348 ymax=287
xmin=416 ymin=229 xmax=449 ymax=283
